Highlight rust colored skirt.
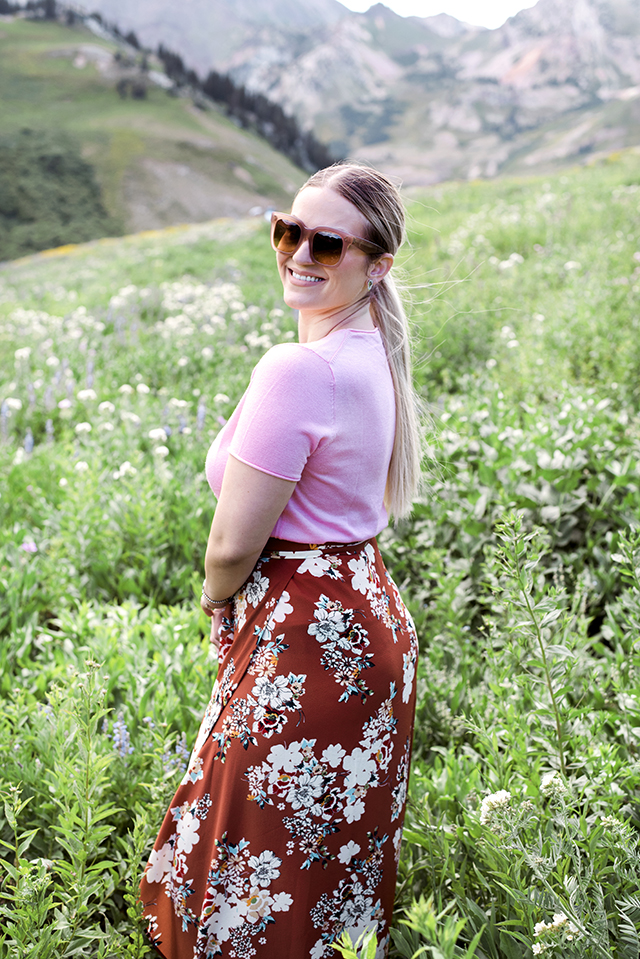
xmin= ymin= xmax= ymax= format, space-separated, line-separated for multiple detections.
xmin=140 ymin=538 xmax=419 ymax=959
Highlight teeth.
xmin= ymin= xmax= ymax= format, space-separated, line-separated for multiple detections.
xmin=290 ymin=270 xmax=323 ymax=283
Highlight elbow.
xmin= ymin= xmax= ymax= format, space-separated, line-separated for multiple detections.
xmin=205 ymin=532 xmax=256 ymax=572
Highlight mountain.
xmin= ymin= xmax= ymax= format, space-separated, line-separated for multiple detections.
xmin=0 ymin=13 xmax=307 ymax=254
xmin=82 ymin=0 xmax=640 ymax=184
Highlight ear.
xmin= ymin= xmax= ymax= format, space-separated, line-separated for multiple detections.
xmin=368 ymin=253 xmax=394 ymax=283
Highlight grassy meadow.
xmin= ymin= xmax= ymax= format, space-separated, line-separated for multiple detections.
xmin=0 ymin=15 xmax=305 ymax=255
xmin=1 ymin=152 xmax=640 ymax=958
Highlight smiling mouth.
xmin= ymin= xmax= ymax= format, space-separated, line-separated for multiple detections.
xmin=289 ymin=269 xmax=324 ymax=284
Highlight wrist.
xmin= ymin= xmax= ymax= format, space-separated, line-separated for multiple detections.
xmin=201 ymin=581 xmax=233 ymax=610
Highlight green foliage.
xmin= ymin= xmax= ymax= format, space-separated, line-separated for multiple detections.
xmin=1 ymin=155 xmax=640 ymax=955
xmin=0 ymin=129 xmax=116 ymax=261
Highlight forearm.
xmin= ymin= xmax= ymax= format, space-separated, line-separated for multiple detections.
xmin=203 ymin=544 xmax=264 ymax=602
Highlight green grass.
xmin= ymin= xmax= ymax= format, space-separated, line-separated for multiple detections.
xmin=1 ymin=153 xmax=640 ymax=957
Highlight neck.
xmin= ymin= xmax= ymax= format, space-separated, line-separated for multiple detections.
xmin=297 ymin=295 xmax=374 ymax=343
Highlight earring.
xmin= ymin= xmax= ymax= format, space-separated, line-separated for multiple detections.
xmin=367 ymin=278 xmax=373 ymax=292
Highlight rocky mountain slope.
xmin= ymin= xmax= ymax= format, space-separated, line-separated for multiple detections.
xmin=82 ymin=0 xmax=640 ymax=185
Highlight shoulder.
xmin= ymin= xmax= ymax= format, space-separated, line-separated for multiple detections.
xmin=251 ymin=343 xmax=333 ymax=388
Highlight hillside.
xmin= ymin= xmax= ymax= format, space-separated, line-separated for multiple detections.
xmin=0 ymin=14 xmax=306 ymax=251
xmin=83 ymin=0 xmax=640 ymax=185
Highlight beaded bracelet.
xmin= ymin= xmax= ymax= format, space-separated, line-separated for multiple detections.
xmin=201 ymin=583 xmax=232 ymax=609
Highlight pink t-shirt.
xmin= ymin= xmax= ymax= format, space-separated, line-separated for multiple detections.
xmin=205 ymin=327 xmax=396 ymax=543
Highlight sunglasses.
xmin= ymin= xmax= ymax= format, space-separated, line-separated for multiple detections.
xmin=270 ymin=212 xmax=386 ymax=267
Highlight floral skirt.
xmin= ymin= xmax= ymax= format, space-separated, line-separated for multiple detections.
xmin=140 ymin=538 xmax=419 ymax=959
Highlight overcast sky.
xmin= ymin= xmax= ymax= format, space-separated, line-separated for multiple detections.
xmin=339 ymin=0 xmax=537 ymax=29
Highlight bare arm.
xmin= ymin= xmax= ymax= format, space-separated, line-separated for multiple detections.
xmin=202 ymin=453 xmax=297 ymax=605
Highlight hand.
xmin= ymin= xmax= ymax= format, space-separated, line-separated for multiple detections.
xmin=209 ymin=607 xmax=225 ymax=654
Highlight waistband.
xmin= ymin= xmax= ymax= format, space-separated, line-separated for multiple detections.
xmin=262 ymin=537 xmax=375 ymax=558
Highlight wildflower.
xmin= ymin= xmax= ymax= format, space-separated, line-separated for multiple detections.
xmin=99 ymin=422 xmax=114 ymax=431
xmin=98 ymin=401 xmax=115 ymax=413
xmin=74 ymin=461 xmax=89 ymax=472
xmin=59 ymin=477 xmax=68 ymax=487
xmin=540 ymin=771 xmax=569 ymax=800
xmin=564 ymin=261 xmax=581 ymax=271
xmin=119 ymin=384 xmax=134 ymax=394
xmin=75 ymin=422 xmax=92 ymax=434
xmin=479 ymin=789 xmax=511 ymax=825
xmin=148 ymin=427 xmax=168 ymax=442
xmin=58 ymin=398 xmax=72 ymax=410
xmin=136 ymin=383 xmax=150 ymax=394
xmin=4 ymin=397 xmax=22 ymax=411
xmin=178 ymin=356 xmax=190 ymax=368
xmin=111 ymin=714 xmax=134 ymax=758
xmin=153 ymin=445 xmax=169 ymax=458
xmin=77 ymin=388 xmax=97 ymax=401
xmin=121 ymin=411 xmax=141 ymax=425
xmin=214 ymin=393 xmax=230 ymax=404
xmin=15 ymin=347 xmax=31 ymax=360
xmin=201 ymin=346 xmax=214 ymax=360
xmin=20 ymin=540 xmax=38 ymax=553
xmin=46 ymin=356 xmax=60 ymax=367
xmin=113 ymin=461 xmax=137 ymax=479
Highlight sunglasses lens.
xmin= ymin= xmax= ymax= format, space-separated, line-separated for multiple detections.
xmin=273 ymin=218 xmax=301 ymax=253
xmin=312 ymin=231 xmax=343 ymax=265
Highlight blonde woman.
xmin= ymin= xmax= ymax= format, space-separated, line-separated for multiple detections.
xmin=141 ymin=161 xmax=421 ymax=959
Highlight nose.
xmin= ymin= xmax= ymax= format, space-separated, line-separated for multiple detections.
xmin=291 ymin=237 xmax=314 ymax=265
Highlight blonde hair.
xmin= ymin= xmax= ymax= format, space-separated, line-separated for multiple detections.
xmin=299 ymin=161 xmax=422 ymax=520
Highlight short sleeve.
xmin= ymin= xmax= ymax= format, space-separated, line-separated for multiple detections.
xmin=228 ymin=344 xmax=335 ymax=482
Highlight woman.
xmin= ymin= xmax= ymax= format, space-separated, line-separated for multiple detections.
xmin=140 ymin=161 xmax=422 ymax=959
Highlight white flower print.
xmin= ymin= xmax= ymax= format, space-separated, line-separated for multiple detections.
xmin=308 ymin=605 xmax=347 ymax=645
xmin=271 ymin=590 xmax=293 ymax=623
xmin=252 ymin=674 xmax=293 ymax=709
xmin=207 ymin=891 xmax=248 ymax=941
xmin=287 ymin=772 xmax=325 ymax=812
xmin=248 ymin=849 xmax=282 ymax=887
xmin=176 ymin=810 xmax=200 ymax=854
xmin=321 ymin=744 xmax=346 ymax=767
xmin=245 ymin=571 xmax=269 ymax=606
xmin=343 ymin=747 xmax=377 ymax=788
xmin=338 ymin=841 xmax=361 ymax=864
xmin=145 ymin=842 xmax=173 ymax=884
xmin=311 ymin=938 xmax=328 ymax=959
xmin=348 ymin=554 xmax=369 ymax=595
xmin=402 ymin=650 xmax=416 ymax=704
xmin=266 ymin=741 xmax=305 ymax=775
xmin=272 ymin=891 xmax=293 ymax=912
xmin=393 ymin=827 xmax=403 ymax=863
xmin=298 ymin=553 xmax=334 ymax=577
xmin=343 ymin=799 xmax=365 ymax=823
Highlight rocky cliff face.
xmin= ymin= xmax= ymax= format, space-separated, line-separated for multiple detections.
xmin=82 ymin=0 xmax=640 ymax=184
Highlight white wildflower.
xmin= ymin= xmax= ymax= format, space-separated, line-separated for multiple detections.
xmin=178 ymin=357 xmax=189 ymax=367
xmin=136 ymin=383 xmax=150 ymax=394
xmin=98 ymin=401 xmax=115 ymax=413
xmin=479 ymin=789 xmax=511 ymax=825
xmin=153 ymin=445 xmax=169 ymax=458
xmin=99 ymin=422 xmax=114 ymax=432
xmin=564 ymin=261 xmax=581 ymax=271
xmin=113 ymin=461 xmax=137 ymax=479
xmin=201 ymin=346 xmax=214 ymax=360
xmin=121 ymin=411 xmax=141 ymax=425
xmin=59 ymin=477 xmax=68 ymax=487
xmin=58 ymin=398 xmax=72 ymax=410
xmin=15 ymin=347 xmax=31 ymax=360
xmin=4 ymin=397 xmax=22 ymax=410
xmin=148 ymin=428 xmax=168 ymax=442
xmin=74 ymin=461 xmax=89 ymax=472
xmin=46 ymin=356 xmax=60 ymax=367
xmin=118 ymin=384 xmax=134 ymax=394
xmin=77 ymin=389 xmax=97 ymax=401
xmin=75 ymin=422 xmax=92 ymax=434
xmin=214 ymin=393 xmax=230 ymax=403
